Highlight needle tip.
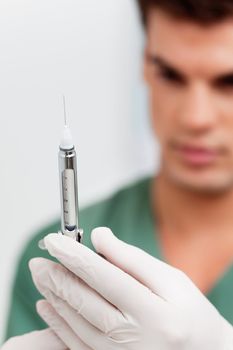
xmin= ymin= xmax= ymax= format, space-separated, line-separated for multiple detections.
xmin=62 ymin=94 xmax=68 ymax=126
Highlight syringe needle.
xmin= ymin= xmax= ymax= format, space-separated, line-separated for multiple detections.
xmin=63 ymin=94 xmax=68 ymax=126
xmin=60 ymin=95 xmax=74 ymax=150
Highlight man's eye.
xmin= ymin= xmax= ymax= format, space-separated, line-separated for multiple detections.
xmin=215 ymin=76 xmax=233 ymax=89
xmin=156 ymin=68 xmax=184 ymax=84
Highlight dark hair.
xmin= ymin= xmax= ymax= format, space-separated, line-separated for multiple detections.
xmin=137 ymin=0 xmax=233 ymax=26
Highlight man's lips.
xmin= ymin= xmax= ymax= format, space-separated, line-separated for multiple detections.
xmin=174 ymin=145 xmax=219 ymax=166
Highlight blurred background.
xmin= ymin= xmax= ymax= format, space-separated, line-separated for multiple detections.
xmin=0 ymin=0 xmax=158 ymax=341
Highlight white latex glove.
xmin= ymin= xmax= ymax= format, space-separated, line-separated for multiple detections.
xmin=1 ymin=329 xmax=67 ymax=350
xmin=29 ymin=228 xmax=233 ymax=350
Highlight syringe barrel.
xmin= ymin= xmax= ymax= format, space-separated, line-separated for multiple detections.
xmin=58 ymin=147 xmax=82 ymax=242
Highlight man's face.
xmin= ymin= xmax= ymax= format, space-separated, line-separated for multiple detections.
xmin=145 ymin=9 xmax=233 ymax=194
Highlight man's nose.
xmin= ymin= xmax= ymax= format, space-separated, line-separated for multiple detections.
xmin=178 ymin=83 xmax=217 ymax=133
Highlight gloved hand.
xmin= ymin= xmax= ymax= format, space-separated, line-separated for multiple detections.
xmin=29 ymin=228 xmax=233 ymax=350
xmin=1 ymin=329 xmax=66 ymax=350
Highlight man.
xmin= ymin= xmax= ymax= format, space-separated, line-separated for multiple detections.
xmin=3 ymin=0 xmax=233 ymax=348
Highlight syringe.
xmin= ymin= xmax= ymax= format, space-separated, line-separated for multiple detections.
xmin=59 ymin=96 xmax=83 ymax=242
xmin=38 ymin=97 xmax=83 ymax=250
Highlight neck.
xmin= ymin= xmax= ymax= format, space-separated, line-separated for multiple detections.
xmin=153 ymin=173 xmax=233 ymax=240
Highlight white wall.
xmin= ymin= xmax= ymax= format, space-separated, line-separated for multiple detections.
xmin=0 ymin=0 xmax=157 ymax=342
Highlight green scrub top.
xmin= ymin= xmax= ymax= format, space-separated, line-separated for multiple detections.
xmin=4 ymin=177 xmax=233 ymax=340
